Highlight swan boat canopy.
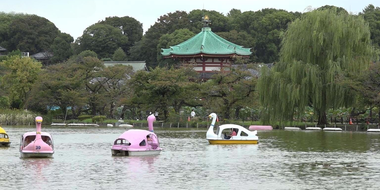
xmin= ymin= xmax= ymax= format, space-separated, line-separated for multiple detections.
xmin=111 ymin=114 xmax=162 ymax=156
xmin=0 ymin=126 xmax=11 ymax=147
xmin=20 ymin=116 xmax=54 ymax=158
xmin=206 ymin=113 xmax=259 ymax=144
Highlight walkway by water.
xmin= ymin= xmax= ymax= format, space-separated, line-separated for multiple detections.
xmin=1 ymin=127 xmax=380 ymax=189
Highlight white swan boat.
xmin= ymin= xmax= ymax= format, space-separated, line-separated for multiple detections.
xmin=206 ymin=113 xmax=259 ymax=144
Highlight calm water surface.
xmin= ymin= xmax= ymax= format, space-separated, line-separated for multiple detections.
xmin=1 ymin=126 xmax=380 ymax=190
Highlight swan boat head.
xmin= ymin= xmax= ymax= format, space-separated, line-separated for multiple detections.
xmin=206 ymin=113 xmax=218 ymax=139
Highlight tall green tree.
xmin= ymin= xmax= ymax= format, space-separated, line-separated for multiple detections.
xmin=101 ymin=64 xmax=134 ymax=118
xmin=50 ymin=32 xmax=74 ymax=63
xmin=112 ymin=47 xmax=127 ymax=61
xmin=258 ymin=9 xmax=374 ymax=125
xmin=1 ymin=56 xmax=42 ymax=108
xmin=201 ymin=68 xmax=257 ymax=119
xmin=360 ymin=4 xmax=380 ymax=49
xmin=76 ymin=23 xmax=128 ymax=58
xmin=233 ymin=8 xmax=299 ymax=63
xmin=7 ymin=14 xmax=59 ymax=54
xmin=26 ymin=62 xmax=87 ymax=117
xmin=138 ymin=11 xmax=190 ymax=67
xmin=0 ymin=12 xmax=24 ymax=49
xmin=79 ymin=56 xmax=106 ymax=115
xmin=100 ymin=16 xmax=143 ymax=54
xmin=129 ymin=67 xmax=199 ymax=120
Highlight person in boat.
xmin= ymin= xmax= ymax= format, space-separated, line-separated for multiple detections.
xmin=24 ymin=136 xmax=34 ymax=147
xmin=231 ymin=128 xmax=237 ymax=136
xmin=42 ymin=136 xmax=52 ymax=146
xmin=147 ymin=135 xmax=152 ymax=143
xmin=225 ymin=128 xmax=237 ymax=139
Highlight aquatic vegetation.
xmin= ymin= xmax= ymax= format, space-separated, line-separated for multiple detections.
xmin=0 ymin=109 xmax=37 ymax=125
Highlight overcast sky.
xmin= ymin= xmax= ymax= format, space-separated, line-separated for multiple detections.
xmin=1 ymin=0 xmax=377 ymax=40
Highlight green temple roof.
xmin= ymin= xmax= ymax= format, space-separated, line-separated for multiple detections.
xmin=161 ymin=27 xmax=251 ymax=57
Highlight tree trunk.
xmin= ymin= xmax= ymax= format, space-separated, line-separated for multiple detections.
xmin=378 ymin=108 xmax=380 ymax=127
xmin=119 ymin=105 xmax=128 ymax=119
xmin=109 ymin=103 xmax=115 ymax=119
xmin=317 ymin=110 xmax=327 ymax=125
xmin=91 ymin=103 xmax=97 ymax=116
xmin=235 ymin=106 xmax=242 ymax=120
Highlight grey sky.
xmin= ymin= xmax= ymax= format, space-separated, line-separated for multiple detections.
xmin=0 ymin=0 xmax=377 ymax=40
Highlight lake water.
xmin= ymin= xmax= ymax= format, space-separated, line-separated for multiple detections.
xmin=1 ymin=126 xmax=380 ymax=189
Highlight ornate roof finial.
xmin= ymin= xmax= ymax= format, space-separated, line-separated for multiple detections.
xmin=202 ymin=15 xmax=211 ymax=27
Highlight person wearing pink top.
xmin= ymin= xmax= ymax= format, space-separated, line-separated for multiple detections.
xmin=231 ymin=129 xmax=237 ymax=136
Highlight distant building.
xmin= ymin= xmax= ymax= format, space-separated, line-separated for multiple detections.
xmin=103 ymin=61 xmax=148 ymax=71
xmin=21 ymin=52 xmax=30 ymax=57
xmin=31 ymin=52 xmax=53 ymax=60
xmin=161 ymin=15 xmax=252 ymax=79
xmin=30 ymin=51 xmax=53 ymax=65
xmin=0 ymin=46 xmax=7 ymax=56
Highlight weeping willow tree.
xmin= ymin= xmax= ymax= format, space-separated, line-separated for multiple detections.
xmin=258 ymin=9 xmax=374 ymax=125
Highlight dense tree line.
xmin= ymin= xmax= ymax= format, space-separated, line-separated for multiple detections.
xmin=0 ymin=4 xmax=380 ymax=124
xmin=1 ymin=5 xmax=379 ymax=66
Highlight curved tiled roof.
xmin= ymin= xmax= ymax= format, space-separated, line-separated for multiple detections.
xmin=161 ymin=27 xmax=251 ymax=57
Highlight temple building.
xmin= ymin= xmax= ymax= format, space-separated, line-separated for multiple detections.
xmin=161 ymin=16 xmax=251 ymax=79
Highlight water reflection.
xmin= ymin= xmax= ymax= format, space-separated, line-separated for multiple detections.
xmin=112 ymin=155 xmax=158 ymax=173
xmin=260 ymin=130 xmax=372 ymax=152
xmin=22 ymin=159 xmax=52 ymax=185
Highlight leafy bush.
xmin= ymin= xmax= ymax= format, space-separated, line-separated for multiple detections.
xmin=78 ymin=115 xmax=92 ymax=121
xmin=92 ymin=115 xmax=106 ymax=123
xmin=0 ymin=96 xmax=10 ymax=109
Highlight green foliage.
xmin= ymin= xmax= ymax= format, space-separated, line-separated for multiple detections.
xmin=76 ymin=23 xmax=128 ymax=58
xmin=78 ymin=50 xmax=98 ymax=59
xmin=188 ymin=10 xmax=229 ymax=32
xmin=101 ymin=58 xmax=112 ymax=61
xmin=100 ymin=16 xmax=143 ymax=54
xmin=217 ymin=30 xmax=255 ymax=62
xmin=0 ymin=109 xmax=38 ymax=125
xmin=112 ymin=47 xmax=127 ymax=61
xmin=7 ymin=14 xmax=59 ymax=54
xmin=258 ymin=9 xmax=374 ymax=125
xmin=201 ymin=67 xmax=257 ymax=119
xmin=25 ymin=62 xmax=87 ymax=117
xmin=356 ymin=62 xmax=380 ymax=110
xmin=157 ymin=29 xmax=195 ymax=65
xmin=0 ymin=13 xmax=23 ymax=48
xmin=51 ymin=33 xmax=74 ymax=63
xmin=232 ymin=8 xmax=299 ymax=63
xmin=1 ymin=56 xmax=42 ymax=109
xmin=0 ymin=96 xmax=10 ymax=109
xmin=92 ymin=115 xmax=106 ymax=122
xmin=139 ymin=11 xmax=191 ymax=67
xmin=129 ymin=67 xmax=200 ymax=120
xmin=360 ymin=4 xmax=380 ymax=50
xmin=78 ymin=115 xmax=92 ymax=121
xmin=101 ymin=64 xmax=134 ymax=118
xmin=317 ymin=5 xmax=348 ymax=14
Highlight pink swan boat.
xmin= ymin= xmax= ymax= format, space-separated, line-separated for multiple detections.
xmin=111 ymin=114 xmax=162 ymax=156
xmin=19 ymin=116 xmax=54 ymax=158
